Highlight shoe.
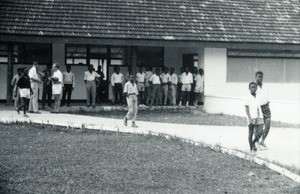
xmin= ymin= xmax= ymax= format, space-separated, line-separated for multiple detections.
xmin=124 ymin=117 xmax=128 ymax=126
xmin=132 ymin=122 xmax=138 ymax=128
xmin=28 ymin=111 xmax=34 ymax=113
xmin=33 ymin=111 xmax=41 ymax=114
xmin=15 ymin=107 xmax=20 ymax=115
xmin=24 ymin=114 xmax=29 ymax=117
xmin=251 ymin=146 xmax=257 ymax=152
xmin=259 ymin=141 xmax=267 ymax=148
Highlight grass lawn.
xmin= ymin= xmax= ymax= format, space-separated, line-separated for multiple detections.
xmin=71 ymin=107 xmax=300 ymax=128
xmin=0 ymin=123 xmax=299 ymax=193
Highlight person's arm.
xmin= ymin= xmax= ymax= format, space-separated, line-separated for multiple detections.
xmin=84 ymin=72 xmax=87 ymax=84
xmin=13 ymin=80 xmax=18 ymax=98
xmin=121 ymin=74 xmax=124 ymax=83
xmin=111 ymin=74 xmax=115 ymax=86
xmin=72 ymin=73 xmax=75 ymax=90
xmin=123 ymin=83 xmax=128 ymax=98
xmin=245 ymin=106 xmax=253 ymax=124
xmin=11 ymin=76 xmax=16 ymax=86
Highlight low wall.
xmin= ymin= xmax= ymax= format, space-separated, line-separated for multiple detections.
xmin=204 ymin=95 xmax=300 ymax=124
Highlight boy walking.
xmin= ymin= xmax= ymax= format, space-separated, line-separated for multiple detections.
xmin=255 ymin=71 xmax=271 ymax=148
xmin=245 ymin=82 xmax=264 ymax=152
xmin=123 ymin=75 xmax=139 ymax=128
xmin=15 ymin=68 xmax=32 ymax=117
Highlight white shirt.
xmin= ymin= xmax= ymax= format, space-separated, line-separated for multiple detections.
xmin=195 ymin=74 xmax=204 ymax=91
xmin=145 ymin=71 xmax=153 ymax=87
xmin=52 ymin=70 xmax=63 ymax=95
xmin=244 ymin=93 xmax=263 ymax=124
xmin=84 ymin=71 xmax=100 ymax=81
xmin=181 ymin=72 xmax=193 ymax=84
xmin=136 ymin=72 xmax=145 ymax=83
xmin=160 ymin=73 xmax=171 ymax=84
xmin=28 ymin=66 xmax=40 ymax=83
xmin=149 ymin=74 xmax=161 ymax=84
xmin=170 ymin=73 xmax=178 ymax=85
xmin=111 ymin=72 xmax=124 ymax=86
xmin=123 ymin=81 xmax=139 ymax=95
xmin=256 ymin=84 xmax=269 ymax=105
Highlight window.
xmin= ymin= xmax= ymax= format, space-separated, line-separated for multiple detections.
xmin=0 ymin=43 xmax=51 ymax=65
xmin=227 ymin=50 xmax=300 ymax=83
xmin=137 ymin=47 xmax=164 ymax=67
xmin=110 ymin=47 xmax=124 ymax=66
xmin=0 ymin=44 xmax=8 ymax=63
xmin=66 ymin=46 xmax=87 ymax=65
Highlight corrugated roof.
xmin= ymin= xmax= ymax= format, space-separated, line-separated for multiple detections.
xmin=0 ymin=0 xmax=299 ymax=44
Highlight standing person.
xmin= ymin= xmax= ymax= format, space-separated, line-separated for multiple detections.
xmin=111 ymin=66 xmax=124 ymax=105
xmin=15 ymin=67 xmax=32 ymax=117
xmin=84 ymin=65 xmax=100 ymax=108
xmin=28 ymin=61 xmax=44 ymax=113
xmin=178 ymin=67 xmax=193 ymax=106
xmin=144 ymin=65 xmax=153 ymax=106
xmin=149 ymin=68 xmax=162 ymax=107
xmin=11 ymin=68 xmax=23 ymax=110
xmin=245 ymin=82 xmax=264 ymax=152
xmin=96 ymin=65 xmax=105 ymax=104
xmin=41 ymin=64 xmax=52 ymax=109
xmin=255 ymin=71 xmax=271 ymax=148
xmin=61 ymin=65 xmax=75 ymax=107
xmin=193 ymin=68 xmax=204 ymax=106
xmin=50 ymin=63 xmax=63 ymax=113
xmin=177 ymin=67 xmax=184 ymax=105
xmin=123 ymin=74 xmax=139 ymax=128
xmin=190 ymin=66 xmax=198 ymax=103
xmin=136 ymin=66 xmax=146 ymax=105
xmin=160 ymin=67 xmax=171 ymax=106
xmin=169 ymin=67 xmax=178 ymax=106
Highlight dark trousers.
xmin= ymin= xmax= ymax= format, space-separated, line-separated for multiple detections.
xmin=42 ymin=84 xmax=52 ymax=107
xmin=18 ymin=97 xmax=30 ymax=114
xmin=113 ymin=83 xmax=123 ymax=104
xmin=261 ymin=104 xmax=271 ymax=141
xmin=248 ymin=124 xmax=263 ymax=150
xmin=61 ymin=84 xmax=73 ymax=106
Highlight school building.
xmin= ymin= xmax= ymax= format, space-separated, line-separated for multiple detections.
xmin=0 ymin=0 xmax=299 ymax=123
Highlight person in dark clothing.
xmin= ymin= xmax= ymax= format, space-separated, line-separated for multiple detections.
xmin=15 ymin=67 xmax=32 ymax=117
xmin=42 ymin=64 xmax=52 ymax=109
xmin=96 ymin=65 xmax=105 ymax=104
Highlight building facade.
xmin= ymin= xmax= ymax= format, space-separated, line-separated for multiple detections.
xmin=0 ymin=0 xmax=299 ymax=123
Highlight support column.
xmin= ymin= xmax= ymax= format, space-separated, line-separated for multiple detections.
xmin=130 ymin=46 xmax=138 ymax=76
xmin=52 ymin=43 xmax=65 ymax=66
xmin=6 ymin=43 xmax=13 ymax=104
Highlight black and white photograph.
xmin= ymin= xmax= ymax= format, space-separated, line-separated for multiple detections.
xmin=0 ymin=0 xmax=299 ymax=193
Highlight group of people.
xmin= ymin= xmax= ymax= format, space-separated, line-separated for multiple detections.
xmin=245 ymin=71 xmax=271 ymax=152
xmin=109 ymin=65 xmax=204 ymax=107
xmin=12 ymin=62 xmax=75 ymax=116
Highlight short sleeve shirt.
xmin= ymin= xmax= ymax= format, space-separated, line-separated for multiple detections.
xmin=244 ymin=93 xmax=263 ymax=124
xmin=256 ymin=85 xmax=269 ymax=106
xmin=84 ymin=71 xmax=100 ymax=81
xmin=123 ymin=81 xmax=139 ymax=95
xmin=149 ymin=74 xmax=161 ymax=84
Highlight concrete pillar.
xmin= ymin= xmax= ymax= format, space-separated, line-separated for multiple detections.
xmin=130 ymin=46 xmax=138 ymax=76
xmin=52 ymin=43 xmax=65 ymax=67
xmin=6 ymin=43 xmax=13 ymax=104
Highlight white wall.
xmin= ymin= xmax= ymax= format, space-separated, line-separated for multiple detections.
xmin=0 ymin=64 xmax=7 ymax=100
xmin=203 ymin=48 xmax=300 ymax=124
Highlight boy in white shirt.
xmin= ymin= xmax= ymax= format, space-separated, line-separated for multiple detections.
xmin=50 ymin=63 xmax=63 ymax=113
xmin=245 ymin=82 xmax=264 ymax=152
xmin=123 ymin=75 xmax=139 ymax=127
xmin=136 ymin=66 xmax=145 ymax=105
xmin=193 ymin=68 xmax=204 ymax=106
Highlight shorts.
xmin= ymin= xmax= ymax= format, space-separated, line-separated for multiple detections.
xmin=19 ymin=88 xmax=30 ymax=99
xmin=181 ymin=84 xmax=191 ymax=92
xmin=194 ymin=86 xmax=204 ymax=93
xmin=137 ymin=82 xmax=145 ymax=92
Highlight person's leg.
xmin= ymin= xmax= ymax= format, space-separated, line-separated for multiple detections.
xmin=42 ymin=84 xmax=47 ymax=108
xmin=61 ymin=85 xmax=67 ymax=106
xmin=113 ymin=85 xmax=119 ymax=104
xmin=194 ymin=92 xmax=199 ymax=106
xmin=86 ymin=82 xmax=91 ymax=106
xmin=186 ymin=85 xmax=191 ymax=106
xmin=132 ymin=96 xmax=138 ymax=122
xmin=66 ymin=84 xmax=72 ymax=106
xmin=125 ymin=96 xmax=134 ymax=120
xmin=33 ymin=84 xmax=39 ymax=112
xmin=248 ymin=124 xmax=254 ymax=150
xmin=163 ymin=85 xmax=168 ymax=105
xmin=157 ymin=85 xmax=162 ymax=105
xmin=261 ymin=117 xmax=271 ymax=143
xmin=91 ymin=82 xmax=96 ymax=106
xmin=118 ymin=84 xmax=123 ymax=104
xmin=48 ymin=85 xmax=52 ymax=107
xmin=150 ymin=85 xmax=157 ymax=106
xmin=253 ymin=124 xmax=264 ymax=149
